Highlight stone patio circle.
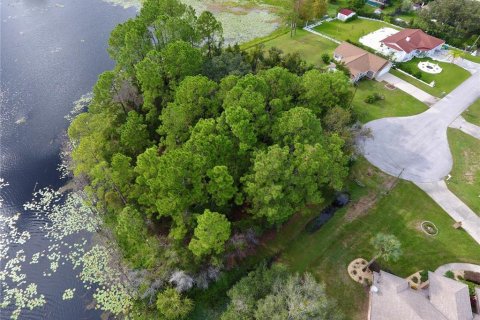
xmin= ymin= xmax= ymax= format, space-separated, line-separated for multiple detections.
xmin=348 ymin=258 xmax=373 ymax=285
xmin=418 ymin=61 xmax=442 ymax=74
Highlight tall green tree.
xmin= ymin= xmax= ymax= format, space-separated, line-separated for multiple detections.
xmin=188 ymin=209 xmax=231 ymax=257
xmin=159 ymin=76 xmax=220 ymax=149
xmin=300 ymin=70 xmax=352 ymax=116
xmin=196 ymin=11 xmax=223 ymax=56
xmin=119 ymin=111 xmax=152 ymax=156
xmin=207 ymin=166 xmax=238 ymax=207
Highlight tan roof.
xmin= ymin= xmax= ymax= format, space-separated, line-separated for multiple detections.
xmin=334 ymin=42 xmax=390 ymax=78
xmin=370 ymin=271 xmax=475 ymax=320
xmin=381 ymin=29 xmax=444 ymax=53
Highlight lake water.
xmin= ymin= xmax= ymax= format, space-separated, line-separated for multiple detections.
xmin=1 ymin=0 xmax=135 ymax=318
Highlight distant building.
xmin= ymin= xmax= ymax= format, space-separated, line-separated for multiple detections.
xmin=337 ymin=9 xmax=356 ymax=21
xmin=380 ymin=28 xmax=445 ymax=62
xmin=333 ymin=42 xmax=392 ymax=82
xmin=369 ymin=271 xmax=478 ymax=320
xmin=366 ymin=0 xmax=388 ymax=8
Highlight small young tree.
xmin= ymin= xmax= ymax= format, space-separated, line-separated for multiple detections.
xmin=364 ymin=233 xmax=402 ymax=271
xmin=156 ymin=288 xmax=193 ymax=320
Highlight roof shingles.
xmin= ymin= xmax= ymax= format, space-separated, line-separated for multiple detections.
xmin=381 ymin=29 xmax=445 ymax=53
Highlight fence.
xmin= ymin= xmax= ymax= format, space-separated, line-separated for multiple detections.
xmin=394 ymin=68 xmax=435 ymax=87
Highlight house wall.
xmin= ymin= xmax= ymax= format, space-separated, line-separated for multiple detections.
xmin=337 ymin=13 xmax=347 ymax=21
xmin=375 ymin=62 xmax=392 ymax=78
xmin=393 ymin=43 xmax=445 ymax=62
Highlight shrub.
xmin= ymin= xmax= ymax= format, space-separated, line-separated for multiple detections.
xmin=445 ymin=270 xmax=455 ymax=279
xmin=411 ymin=276 xmax=419 ymax=284
xmin=321 ymin=53 xmax=331 ymax=64
xmin=156 ymin=288 xmax=193 ymax=320
xmin=413 ymin=70 xmax=422 ymax=79
xmin=364 ymin=93 xmax=384 ymax=104
xmin=420 ymin=270 xmax=429 ymax=282
xmin=345 ymin=14 xmax=358 ymax=23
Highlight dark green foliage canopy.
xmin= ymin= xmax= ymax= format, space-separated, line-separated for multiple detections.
xmin=67 ymin=0 xmax=356 ymax=316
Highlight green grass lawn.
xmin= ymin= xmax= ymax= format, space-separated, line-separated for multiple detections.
xmin=256 ymin=30 xmax=429 ymax=122
xmin=276 ymin=157 xmax=480 ymax=319
xmin=313 ymin=18 xmax=401 ymax=42
xmin=352 ymin=79 xmax=427 ymax=123
xmin=463 ymin=98 xmax=480 ymax=126
xmin=261 ymin=29 xmax=338 ymax=65
xmin=395 ymin=57 xmax=471 ymax=97
xmin=192 ymin=156 xmax=480 ymax=320
xmin=447 ymin=128 xmax=480 ymax=215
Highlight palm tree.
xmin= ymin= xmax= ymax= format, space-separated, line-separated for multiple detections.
xmin=363 ymin=233 xmax=402 ymax=271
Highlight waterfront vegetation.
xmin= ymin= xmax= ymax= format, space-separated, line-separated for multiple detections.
xmin=62 ymin=0 xmax=359 ymax=318
xmin=3 ymin=0 xmax=479 ymax=319
xmin=447 ymin=128 xmax=480 ymax=215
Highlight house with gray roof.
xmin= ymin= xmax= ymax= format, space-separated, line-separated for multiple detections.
xmin=369 ymin=270 xmax=478 ymax=320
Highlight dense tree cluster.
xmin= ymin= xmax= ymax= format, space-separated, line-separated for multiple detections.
xmin=417 ymin=0 xmax=480 ymax=48
xmin=68 ymin=0 xmax=355 ymax=317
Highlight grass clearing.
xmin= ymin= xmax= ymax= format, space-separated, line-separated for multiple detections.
xmin=352 ymin=79 xmax=428 ymax=123
xmin=463 ymin=98 xmax=480 ymax=126
xmin=396 ymin=57 xmax=471 ymax=97
xmin=192 ymin=156 xmax=480 ymax=320
xmin=313 ymin=18 xmax=401 ymax=42
xmin=276 ymin=157 xmax=480 ymax=319
xmin=261 ymin=29 xmax=338 ymax=65
xmin=447 ymin=128 xmax=480 ymax=215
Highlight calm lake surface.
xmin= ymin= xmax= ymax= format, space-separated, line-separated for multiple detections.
xmin=1 ymin=0 xmax=134 ymax=318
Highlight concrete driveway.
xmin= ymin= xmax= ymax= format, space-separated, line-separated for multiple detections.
xmin=377 ymin=73 xmax=440 ymax=106
xmin=359 ymin=71 xmax=480 ymax=183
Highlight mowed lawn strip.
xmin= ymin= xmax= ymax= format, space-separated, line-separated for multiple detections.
xmin=447 ymin=128 xmax=480 ymax=215
xmin=396 ymin=57 xmax=471 ymax=96
xmin=313 ymin=18 xmax=401 ymax=42
xmin=262 ymin=29 xmax=338 ymax=65
xmin=463 ymin=98 xmax=480 ymax=126
xmin=352 ymin=80 xmax=428 ymax=123
xmin=275 ymin=158 xmax=480 ymax=319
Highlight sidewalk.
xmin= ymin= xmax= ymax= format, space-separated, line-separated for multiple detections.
xmin=450 ymin=116 xmax=480 ymax=140
xmin=376 ymin=72 xmax=439 ymax=105
xmin=416 ymin=180 xmax=480 ymax=245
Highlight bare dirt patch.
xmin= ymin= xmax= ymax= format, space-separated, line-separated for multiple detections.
xmin=344 ymin=174 xmax=397 ymax=222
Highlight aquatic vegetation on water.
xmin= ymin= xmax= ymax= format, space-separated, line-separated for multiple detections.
xmin=62 ymin=288 xmax=75 ymax=300
xmin=1 ymin=181 xmax=134 ymax=319
xmin=100 ymin=0 xmax=279 ymax=44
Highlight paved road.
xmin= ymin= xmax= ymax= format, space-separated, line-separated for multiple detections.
xmin=416 ymin=181 xmax=480 ymax=244
xmin=377 ymin=73 xmax=440 ymax=105
xmin=435 ymin=263 xmax=480 ymax=275
xmin=359 ymin=70 xmax=480 ymax=183
xmin=378 ymin=73 xmax=480 ymax=140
